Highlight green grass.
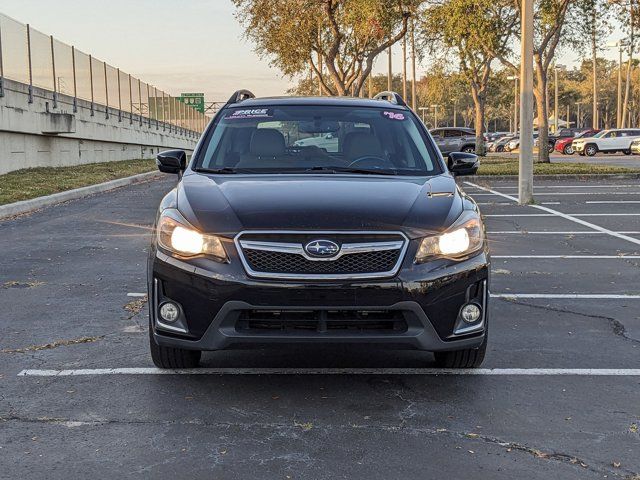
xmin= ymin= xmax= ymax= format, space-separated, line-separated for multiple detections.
xmin=0 ymin=159 xmax=156 ymax=205
xmin=478 ymin=157 xmax=638 ymax=176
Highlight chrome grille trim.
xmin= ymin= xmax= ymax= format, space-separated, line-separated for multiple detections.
xmin=234 ymin=230 xmax=409 ymax=280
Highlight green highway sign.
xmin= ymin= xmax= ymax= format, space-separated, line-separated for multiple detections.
xmin=179 ymin=93 xmax=205 ymax=113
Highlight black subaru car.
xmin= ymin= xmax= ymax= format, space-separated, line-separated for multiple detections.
xmin=148 ymin=90 xmax=489 ymax=369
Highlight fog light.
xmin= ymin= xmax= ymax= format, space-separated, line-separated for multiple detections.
xmin=159 ymin=302 xmax=180 ymax=323
xmin=461 ymin=303 xmax=481 ymax=323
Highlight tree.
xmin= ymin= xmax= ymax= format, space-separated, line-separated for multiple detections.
xmin=573 ymin=0 xmax=612 ymax=128
xmin=232 ymin=0 xmax=420 ymax=96
xmin=494 ymin=0 xmax=575 ymax=162
xmin=420 ymin=0 xmax=517 ymax=155
xmin=612 ymin=0 xmax=640 ymax=127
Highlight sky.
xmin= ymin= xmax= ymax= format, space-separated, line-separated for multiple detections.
xmin=0 ymin=0 xmax=628 ymax=103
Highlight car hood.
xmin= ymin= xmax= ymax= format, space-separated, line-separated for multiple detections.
xmin=176 ymin=173 xmax=464 ymax=238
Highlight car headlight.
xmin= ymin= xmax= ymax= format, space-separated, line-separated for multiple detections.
xmin=157 ymin=209 xmax=227 ymax=261
xmin=415 ymin=212 xmax=484 ymax=262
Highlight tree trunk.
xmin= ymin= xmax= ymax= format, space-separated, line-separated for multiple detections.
xmin=471 ymin=87 xmax=487 ymax=156
xmin=534 ymin=59 xmax=550 ymax=163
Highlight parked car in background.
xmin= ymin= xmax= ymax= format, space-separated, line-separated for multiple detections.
xmin=485 ymin=131 xmax=510 ymax=143
xmin=572 ymin=129 xmax=640 ymax=156
xmin=631 ymin=138 xmax=640 ymax=154
xmin=554 ymin=129 xmax=600 ymax=155
xmin=506 ymin=133 xmax=554 ymax=153
xmin=293 ymin=132 xmax=338 ymax=151
xmin=489 ymin=135 xmax=516 ymax=153
xmin=430 ymin=127 xmax=477 ymax=154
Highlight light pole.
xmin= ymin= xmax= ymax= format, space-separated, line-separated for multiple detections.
xmin=431 ymin=104 xmax=440 ymax=128
xmin=451 ymin=98 xmax=458 ymax=127
xmin=553 ymin=64 xmax=566 ymax=134
xmin=519 ymin=0 xmax=534 ymax=205
xmin=507 ymin=75 xmax=519 ymax=134
xmin=576 ymin=101 xmax=582 ymax=128
xmin=418 ymin=106 xmax=429 ymax=124
xmin=607 ymin=40 xmax=628 ymax=128
xmin=410 ymin=19 xmax=417 ymax=111
xmin=387 ymin=46 xmax=393 ymax=91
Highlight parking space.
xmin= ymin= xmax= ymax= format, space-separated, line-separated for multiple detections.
xmin=1 ymin=176 xmax=640 ymax=478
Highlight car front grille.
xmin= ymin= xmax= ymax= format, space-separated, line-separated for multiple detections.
xmin=235 ymin=231 xmax=408 ymax=280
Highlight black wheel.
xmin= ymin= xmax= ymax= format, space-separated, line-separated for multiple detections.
xmin=149 ymin=327 xmax=201 ymax=368
xmin=623 ymin=149 xmax=631 ymax=155
xmin=496 ymin=145 xmax=504 ymax=152
xmin=462 ymin=145 xmax=475 ymax=153
xmin=433 ymin=335 xmax=487 ymax=368
xmin=562 ymin=144 xmax=574 ymax=155
xmin=584 ymin=144 xmax=598 ymax=157
xmin=547 ymin=143 xmax=555 ymax=153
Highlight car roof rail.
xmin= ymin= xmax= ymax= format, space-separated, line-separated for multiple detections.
xmin=373 ymin=91 xmax=407 ymax=107
xmin=227 ymin=89 xmax=256 ymax=105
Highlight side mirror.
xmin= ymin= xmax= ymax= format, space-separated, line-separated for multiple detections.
xmin=156 ymin=150 xmax=187 ymax=174
xmin=448 ymin=151 xmax=479 ymax=176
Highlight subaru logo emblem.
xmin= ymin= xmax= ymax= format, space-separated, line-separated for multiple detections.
xmin=304 ymin=239 xmax=340 ymax=258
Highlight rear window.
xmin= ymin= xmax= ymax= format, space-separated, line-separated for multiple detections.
xmin=195 ymin=105 xmax=442 ymax=176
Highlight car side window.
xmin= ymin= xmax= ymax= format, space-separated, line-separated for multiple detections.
xmin=444 ymin=130 xmax=461 ymax=138
xmin=603 ymin=132 xmax=615 ymax=138
xmin=431 ymin=130 xmax=444 ymax=139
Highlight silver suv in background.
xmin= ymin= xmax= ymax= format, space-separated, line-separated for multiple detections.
xmin=430 ymin=127 xmax=477 ymax=155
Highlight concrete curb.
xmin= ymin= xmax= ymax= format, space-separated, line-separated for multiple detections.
xmin=466 ymin=173 xmax=640 ymax=181
xmin=0 ymin=170 xmax=162 ymax=220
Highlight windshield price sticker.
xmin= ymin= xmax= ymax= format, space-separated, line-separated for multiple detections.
xmin=226 ymin=108 xmax=273 ymax=120
xmin=382 ymin=111 xmax=405 ymax=121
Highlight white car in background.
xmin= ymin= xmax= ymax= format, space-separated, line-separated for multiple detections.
xmin=572 ymin=129 xmax=640 ymax=156
xmin=293 ymin=132 xmax=338 ymax=151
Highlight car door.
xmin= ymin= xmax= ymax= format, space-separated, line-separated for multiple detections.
xmin=598 ymin=131 xmax=617 ymax=150
xmin=444 ymin=129 xmax=463 ymax=152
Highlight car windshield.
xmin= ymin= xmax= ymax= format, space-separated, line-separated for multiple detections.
xmin=592 ymin=131 xmax=607 ymax=138
xmin=195 ymin=105 xmax=442 ymax=176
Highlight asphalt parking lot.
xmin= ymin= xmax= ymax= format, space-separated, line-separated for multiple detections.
xmin=1 ymin=175 xmax=639 ymax=479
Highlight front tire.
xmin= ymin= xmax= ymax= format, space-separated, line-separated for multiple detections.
xmin=563 ymin=144 xmax=574 ymax=155
xmin=585 ymin=144 xmax=598 ymax=157
xmin=149 ymin=327 xmax=201 ymax=368
xmin=623 ymin=149 xmax=632 ymax=155
xmin=462 ymin=145 xmax=476 ymax=154
xmin=433 ymin=336 xmax=487 ymax=368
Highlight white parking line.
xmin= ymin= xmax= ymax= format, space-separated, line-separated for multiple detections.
xmin=489 ymin=231 xmax=640 ymax=235
xmin=465 ymin=181 xmax=640 ymax=247
xmin=485 ymin=213 xmax=640 ymax=217
xmin=492 ymin=255 xmax=640 ymax=259
xmin=491 ymin=293 xmax=640 ymax=299
xmin=16 ymin=368 xmax=640 ymax=376
xmin=472 ymin=192 xmax=640 ymax=196
xmin=127 ymin=293 xmax=146 ymax=297
xmin=586 ymin=201 xmax=640 ymax=204
xmin=480 ymin=185 xmax=640 ymax=189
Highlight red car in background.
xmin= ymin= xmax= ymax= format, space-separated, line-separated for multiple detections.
xmin=555 ymin=129 xmax=601 ymax=155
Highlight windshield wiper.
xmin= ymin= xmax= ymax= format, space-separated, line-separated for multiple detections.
xmin=195 ymin=167 xmax=259 ymax=174
xmin=304 ymin=166 xmax=398 ymax=176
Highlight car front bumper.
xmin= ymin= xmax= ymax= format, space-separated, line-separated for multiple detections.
xmin=573 ymin=143 xmax=585 ymax=153
xmin=148 ymin=246 xmax=490 ymax=353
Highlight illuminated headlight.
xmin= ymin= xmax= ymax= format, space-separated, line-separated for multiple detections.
xmin=415 ymin=212 xmax=484 ymax=262
xmin=157 ymin=209 xmax=227 ymax=261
